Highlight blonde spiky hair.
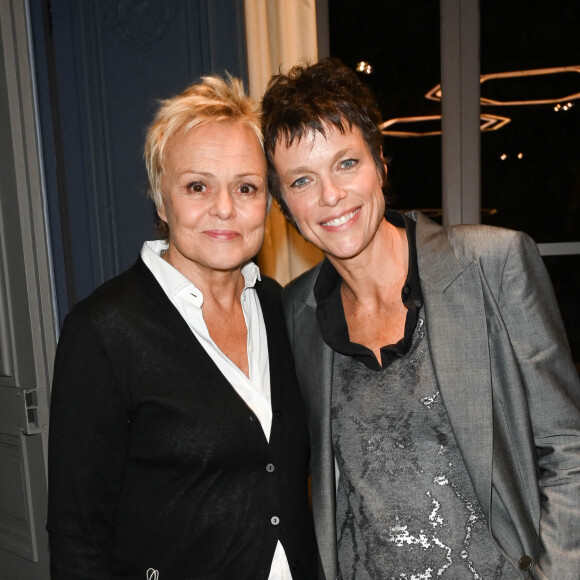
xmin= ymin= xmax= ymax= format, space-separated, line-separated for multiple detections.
xmin=144 ymin=74 xmax=263 ymax=211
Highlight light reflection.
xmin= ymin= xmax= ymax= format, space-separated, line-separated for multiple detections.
xmin=356 ymin=61 xmax=373 ymax=74
xmin=379 ymin=113 xmax=510 ymax=137
xmin=425 ymin=65 xmax=580 ymax=106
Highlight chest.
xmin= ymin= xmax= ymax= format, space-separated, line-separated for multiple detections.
xmin=204 ymin=300 xmax=250 ymax=376
xmin=344 ymin=298 xmax=408 ymax=354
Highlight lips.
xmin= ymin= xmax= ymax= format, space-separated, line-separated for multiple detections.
xmin=204 ymin=229 xmax=240 ymax=240
xmin=320 ymin=207 xmax=360 ymax=227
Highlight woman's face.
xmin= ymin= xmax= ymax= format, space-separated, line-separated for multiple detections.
xmin=272 ymin=123 xmax=387 ymax=263
xmin=158 ymin=121 xmax=267 ymax=278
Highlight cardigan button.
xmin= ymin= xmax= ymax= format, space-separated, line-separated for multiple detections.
xmin=270 ymin=516 xmax=280 ymax=526
xmin=266 ymin=463 xmax=275 ymax=473
xmin=518 ymin=555 xmax=533 ymax=571
xmin=273 ymin=409 xmax=282 ymax=418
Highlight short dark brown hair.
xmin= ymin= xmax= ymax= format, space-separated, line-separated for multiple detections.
xmin=261 ymin=57 xmax=386 ymax=224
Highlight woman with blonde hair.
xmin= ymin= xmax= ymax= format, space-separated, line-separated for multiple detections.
xmin=47 ymin=75 xmax=318 ymax=579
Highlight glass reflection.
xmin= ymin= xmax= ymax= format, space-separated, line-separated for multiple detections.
xmin=481 ymin=2 xmax=580 ymax=243
xmin=330 ymin=0 xmax=442 ymax=219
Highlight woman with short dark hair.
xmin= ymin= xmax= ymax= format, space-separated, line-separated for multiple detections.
xmin=262 ymin=57 xmax=580 ymax=580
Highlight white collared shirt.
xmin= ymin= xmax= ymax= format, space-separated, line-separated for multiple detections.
xmin=141 ymin=241 xmax=291 ymax=580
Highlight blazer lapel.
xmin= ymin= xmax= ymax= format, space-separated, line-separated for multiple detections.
xmin=292 ymin=292 xmax=338 ymax=580
xmin=293 ymin=291 xmax=335 ymax=430
xmin=413 ymin=212 xmax=493 ymax=517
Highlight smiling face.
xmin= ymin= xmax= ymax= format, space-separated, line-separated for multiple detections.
xmin=272 ymin=123 xmax=388 ymax=264
xmin=158 ymin=121 xmax=268 ymax=280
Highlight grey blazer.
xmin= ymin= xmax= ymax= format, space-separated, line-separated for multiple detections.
xmin=282 ymin=211 xmax=580 ymax=580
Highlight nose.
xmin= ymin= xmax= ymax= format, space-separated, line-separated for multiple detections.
xmin=319 ymin=177 xmax=346 ymax=207
xmin=210 ymin=188 xmax=235 ymax=220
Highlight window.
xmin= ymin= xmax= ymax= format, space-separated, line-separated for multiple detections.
xmin=329 ymin=0 xmax=443 ymax=219
xmin=330 ymin=0 xmax=580 ymax=367
xmin=481 ymin=1 xmax=580 ymax=366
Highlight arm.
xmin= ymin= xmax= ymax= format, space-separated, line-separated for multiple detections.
xmin=498 ymin=231 xmax=580 ymax=579
xmin=47 ymin=311 xmax=130 ymax=580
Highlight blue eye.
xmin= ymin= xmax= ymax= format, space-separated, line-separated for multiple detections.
xmin=291 ymin=176 xmax=310 ymax=188
xmin=341 ymin=158 xmax=357 ymax=169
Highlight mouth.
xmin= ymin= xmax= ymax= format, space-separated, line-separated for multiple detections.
xmin=204 ymin=229 xmax=240 ymax=240
xmin=320 ymin=207 xmax=361 ymax=227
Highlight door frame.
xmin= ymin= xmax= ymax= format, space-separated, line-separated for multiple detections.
xmin=0 ymin=0 xmax=56 ymax=576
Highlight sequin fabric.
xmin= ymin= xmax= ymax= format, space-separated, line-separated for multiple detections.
xmin=332 ymin=314 xmax=519 ymax=579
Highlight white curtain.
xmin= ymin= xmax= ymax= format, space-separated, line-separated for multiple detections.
xmin=244 ymin=0 xmax=324 ymax=285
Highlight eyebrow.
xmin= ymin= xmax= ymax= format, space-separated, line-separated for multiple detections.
xmin=176 ymin=170 xmax=213 ymax=178
xmin=332 ymin=148 xmax=354 ymax=162
xmin=176 ymin=169 xmax=265 ymax=180
xmin=282 ymin=147 xmax=356 ymax=177
xmin=236 ymin=172 xmax=266 ymax=180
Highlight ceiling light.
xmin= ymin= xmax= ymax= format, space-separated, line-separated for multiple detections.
xmin=425 ymin=65 xmax=580 ymax=106
xmin=356 ymin=61 xmax=373 ymax=74
xmin=379 ymin=113 xmax=510 ymax=137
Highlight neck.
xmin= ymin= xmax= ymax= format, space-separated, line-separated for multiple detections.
xmin=329 ymin=219 xmax=408 ymax=305
xmin=163 ymin=248 xmax=247 ymax=308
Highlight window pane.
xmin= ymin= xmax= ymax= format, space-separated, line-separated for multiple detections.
xmin=480 ymin=2 xmax=580 ymax=243
xmin=329 ymin=0 xmax=442 ymax=221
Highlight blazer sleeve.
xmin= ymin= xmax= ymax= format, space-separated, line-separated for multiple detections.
xmin=498 ymin=231 xmax=580 ymax=579
xmin=47 ymin=310 xmax=130 ymax=580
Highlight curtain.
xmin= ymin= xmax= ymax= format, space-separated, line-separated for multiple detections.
xmin=244 ymin=0 xmax=324 ymax=285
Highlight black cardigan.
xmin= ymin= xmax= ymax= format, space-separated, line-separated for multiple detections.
xmin=47 ymin=258 xmax=318 ymax=579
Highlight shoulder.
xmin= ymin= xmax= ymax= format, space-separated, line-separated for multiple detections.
xmin=413 ymin=211 xmax=538 ymax=268
xmin=442 ymin=216 xmax=534 ymax=250
xmin=63 ymin=258 xmax=159 ymax=335
xmin=446 ymin=223 xmax=535 ymax=264
xmin=254 ymin=274 xmax=283 ymax=312
xmin=252 ymin=274 xmax=284 ymax=318
xmin=443 ymin=225 xmax=546 ymax=297
xmin=282 ymin=262 xmax=323 ymax=307
xmin=411 ymin=211 xmax=544 ymax=293
xmin=255 ymin=274 xmax=282 ymax=299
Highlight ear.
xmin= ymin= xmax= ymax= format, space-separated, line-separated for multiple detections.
xmin=379 ymin=148 xmax=388 ymax=185
xmin=157 ymin=201 xmax=167 ymax=223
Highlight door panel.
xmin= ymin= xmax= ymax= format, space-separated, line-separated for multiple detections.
xmin=0 ymin=0 xmax=249 ymax=577
xmin=36 ymin=0 xmax=248 ymax=312
xmin=0 ymin=0 xmax=55 ymax=577
xmin=0 ymin=424 xmax=40 ymax=562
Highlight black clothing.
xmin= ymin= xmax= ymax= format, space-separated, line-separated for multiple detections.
xmin=47 ymin=258 xmax=318 ymax=580
xmin=314 ymin=211 xmax=423 ymax=370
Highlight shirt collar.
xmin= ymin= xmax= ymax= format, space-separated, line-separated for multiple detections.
xmin=140 ymin=240 xmax=261 ymax=308
xmin=314 ymin=210 xmax=419 ymax=303
xmin=312 ymin=210 xmax=423 ymax=370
